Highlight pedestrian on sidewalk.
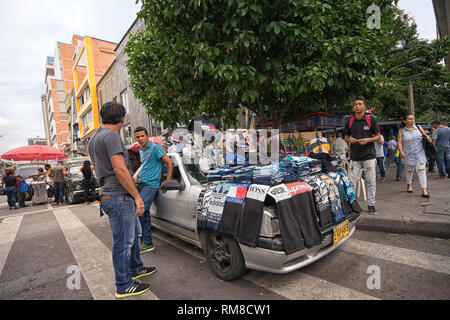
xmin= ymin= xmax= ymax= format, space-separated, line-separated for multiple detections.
xmin=80 ymin=160 xmax=97 ymax=204
xmin=1 ymin=169 xmax=18 ymax=210
xmin=51 ymin=161 xmax=68 ymax=205
xmin=344 ymin=97 xmax=380 ymax=215
xmin=330 ymin=132 xmax=348 ymax=161
xmin=397 ymin=114 xmax=431 ymax=198
xmin=375 ymin=135 xmax=386 ymax=181
xmin=428 ymin=127 xmax=436 ymax=172
xmin=432 ymin=120 xmax=450 ymax=179
xmin=385 ymin=136 xmax=403 ymax=180
xmin=16 ymin=175 xmax=29 ymax=208
xmin=133 ymin=127 xmax=173 ymax=254
xmin=88 ymin=102 xmax=156 ymax=299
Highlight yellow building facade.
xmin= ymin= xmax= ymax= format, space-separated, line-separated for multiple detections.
xmin=72 ymin=36 xmax=117 ymax=142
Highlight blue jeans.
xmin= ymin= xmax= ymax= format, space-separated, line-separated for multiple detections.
xmin=101 ymin=195 xmax=143 ymax=292
xmin=435 ymin=146 xmax=450 ymax=177
xmin=54 ymin=181 xmax=66 ymax=203
xmin=139 ymin=185 xmax=159 ymax=245
xmin=376 ymin=157 xmax=385 ymax=178
xmin=5 ymin=186 xmax=18 ymax=208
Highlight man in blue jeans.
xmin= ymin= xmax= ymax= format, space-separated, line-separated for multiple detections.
xmin=89 ymin=102 xmax=156 ymax=299
xmin=432 ymin=120 xmax=450 ymax=179
xmin=134 ymin=127 xmax=173 ymax=253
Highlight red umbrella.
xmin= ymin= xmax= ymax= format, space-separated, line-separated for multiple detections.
xmin=1 ymin=145 xmax=68 ymax=161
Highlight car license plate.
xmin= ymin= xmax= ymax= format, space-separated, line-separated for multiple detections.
xmin=333 ymin=220 xmax=349 ymax=246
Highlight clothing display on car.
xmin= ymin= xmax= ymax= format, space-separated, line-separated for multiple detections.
xmin=218 ymin=183 xmax=250 ymax=237
xmin=237 ymin=184 xmax=271 ymax=246
xmin=267 ymin=182 xmax=323 ymax=254
xmin=193 ymin=152 xmax=363 ymax=255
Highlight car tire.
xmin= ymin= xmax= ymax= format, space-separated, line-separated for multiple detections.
xmin=67 ymin=191 xmax=76 ymax=204
xmin=204 ymin=232 xmax=247 ymax=281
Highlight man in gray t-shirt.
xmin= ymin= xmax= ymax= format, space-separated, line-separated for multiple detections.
xmin=88 ymin=102 xmax=155 ymax=299
xmin=88 ymin=128 xmax=133 ymax=195
xmin=432 ymin=120 xmax=450 ymax=178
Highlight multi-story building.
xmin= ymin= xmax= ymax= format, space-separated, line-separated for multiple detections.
xmin=42 ymin=35 xmax=84 ymax=150
xmin=432 ymin=0 xmax=449 ymax=69
xmin=64 ymin=89 xmax=82 ymax=157
xmin=72 ymin=36 xmax=117 ymax=149
xmin=115 ymin=18 xmax=162 ymax=145
xmin=40 ymin=94 xmax=51 ymax=146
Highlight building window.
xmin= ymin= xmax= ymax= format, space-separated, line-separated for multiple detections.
xmin=123 ymin=125 xmax=133 ymax=146
xmin=121 ymin=90 xmax=129 ymax=114
xmin=81 ymin=109 xmax=93 ymax=132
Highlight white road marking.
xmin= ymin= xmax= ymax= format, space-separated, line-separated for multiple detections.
xmin=53 ymin=207 xmax=159 ymax=300
xmin=152 ymin=231 xmax=378 ymax=300
xmin=340 ymin=238 xmax=450 ymax=275
xmin=0 ymin=216 xmax=23 ymax=276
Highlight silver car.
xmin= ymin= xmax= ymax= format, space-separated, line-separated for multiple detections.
xmin=150 ymin=153 xmax=360 ymax=281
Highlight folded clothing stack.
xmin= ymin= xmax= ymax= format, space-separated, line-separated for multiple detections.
xmin=221 ymin=166 xmax=240 ymax=181
xmin=252 ymin=164 xmax=284 ymax=185
xmin=233 ymin=166 xmax=254 ymax=183
xmin=278 ymin=161 xmax=297 ymax=182
xmin=207 ymin=165 xmax=233 ymax=182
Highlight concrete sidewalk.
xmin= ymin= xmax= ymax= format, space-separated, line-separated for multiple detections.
xmin=355 ymin=163 xmax=450 ymax=239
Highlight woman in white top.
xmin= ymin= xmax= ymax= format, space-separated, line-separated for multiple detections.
xmin=397 ymin=114 xmax=432 ymax=198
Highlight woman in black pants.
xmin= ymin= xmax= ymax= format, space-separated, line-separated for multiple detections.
xmin=81 ymin=160 xmax=96 ymax=204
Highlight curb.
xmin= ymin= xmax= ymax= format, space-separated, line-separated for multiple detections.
xmin=356 ymin=216 xmax=450 ymax=239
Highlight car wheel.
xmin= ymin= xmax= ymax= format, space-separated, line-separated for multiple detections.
xmin=67 ymin=191 xmax=76 ymax=204
xmin=204 ymin=232 xmax=247 ymax=281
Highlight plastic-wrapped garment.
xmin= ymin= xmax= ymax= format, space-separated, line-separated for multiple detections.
xmin=317 ymin=174 xmax=345 ymax=223
xmin=31 ymin=181 xmax=48 ymax=205
xmin=301 ymin=175 xmax=334 ymax=228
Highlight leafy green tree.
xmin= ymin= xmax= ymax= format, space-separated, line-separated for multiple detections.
xmin=126 ymin=0 xmax=417 ymax=129
xmin=374 ymin=36 xmax=450 ymax=120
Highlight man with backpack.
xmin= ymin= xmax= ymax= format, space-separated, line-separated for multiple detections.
xmin=344 ymin=98 xmax=380 ymax=215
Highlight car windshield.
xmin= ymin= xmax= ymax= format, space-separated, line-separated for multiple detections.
xmin=69 ymin=166 xmax=82 ymax=177
xmin=183 ymin=163 xmax=208 ymax=184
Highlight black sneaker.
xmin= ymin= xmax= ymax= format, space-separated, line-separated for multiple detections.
xmin=131 ymin=266 xmax=157 ymax=280
xmin=115 ymin=281 xmax=150 ymax=299
xmin=368 ymin=206 xmax=378 ymax=215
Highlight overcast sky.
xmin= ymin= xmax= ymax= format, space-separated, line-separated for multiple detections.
xmin=0 ymin=0 xmax=438 ymax=156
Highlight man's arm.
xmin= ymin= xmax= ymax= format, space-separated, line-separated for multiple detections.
xmin=161 ymin=154 xmax=174 ymax=181
xmin=110 ymin=153 xmax=145 ymax=216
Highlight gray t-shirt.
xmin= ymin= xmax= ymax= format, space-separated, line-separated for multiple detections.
xmin=88 ymin=128 xmax=132 ymax=195
xmin=432 ymin=126 xmax=450 ymax=148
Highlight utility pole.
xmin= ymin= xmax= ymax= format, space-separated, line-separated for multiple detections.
xmin=408 ymin=77 xmax=415 ymax=116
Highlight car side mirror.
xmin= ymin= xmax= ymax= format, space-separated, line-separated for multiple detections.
xmin=160 ymin=179 xmax=185 ymax=191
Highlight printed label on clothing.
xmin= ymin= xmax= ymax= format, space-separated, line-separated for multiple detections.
xmin=268 ymin=184 xmax=291 ymax=202
xmin=246 ymin=184 xmax=270 ymax=201
xmin=285 ymin=182 xmax=312 ymax=196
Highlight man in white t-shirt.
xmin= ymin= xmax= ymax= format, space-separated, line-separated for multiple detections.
xmin=375 ymin=135 xmax=385 ymax=181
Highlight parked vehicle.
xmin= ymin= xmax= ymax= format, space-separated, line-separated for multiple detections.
xmin=65 ymin=164 xmax=99 ymax=204
xmin=149 ymin=153 xmax=360 ymax=281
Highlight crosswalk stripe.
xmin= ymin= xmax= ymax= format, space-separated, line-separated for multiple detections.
xmin=0 ymin=216 xmax=23 ymax=276
xmin=244 ymin=271 xmax=378 ymax=300
xmin=340 ymin=238 xmax=450 ymax=275
xmin=152 ymin=231 xmax=379 ymax=300
xmin=53 ymin=207 xmax=159 ymax=300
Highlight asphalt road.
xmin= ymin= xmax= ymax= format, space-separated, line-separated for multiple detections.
xmin=1 ymin=195 xmax=449 ymax=301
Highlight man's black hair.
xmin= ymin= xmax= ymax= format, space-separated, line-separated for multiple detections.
xmin=354 ymin=97 xmax=367 ymax=106
xmin=432 ymin=120 xmax=441 ymax=125
xmin=100 ymin=102 xmax=126 ymax=125
xmin=134 ymin=127 xmax=148 ymax=135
